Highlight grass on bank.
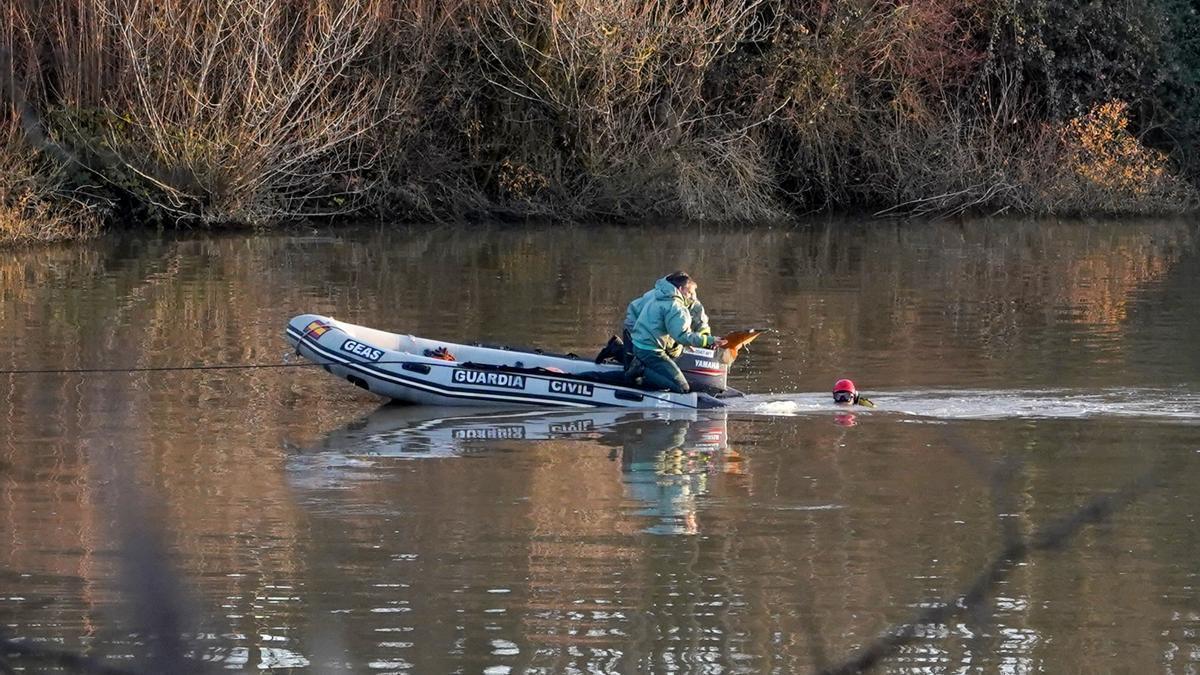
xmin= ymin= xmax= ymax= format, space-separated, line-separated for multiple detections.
xmin=0 ymin=138 xmax=102 ymax=244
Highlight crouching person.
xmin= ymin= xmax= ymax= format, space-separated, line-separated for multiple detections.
xmin=621 ymin=271 xmax=711 ymax=366
xmin=628 ymin=272 xmax=724 ymax=393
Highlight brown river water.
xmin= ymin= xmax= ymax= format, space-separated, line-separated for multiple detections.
xmin=1 ymin=220 xmax=1199 ymax=673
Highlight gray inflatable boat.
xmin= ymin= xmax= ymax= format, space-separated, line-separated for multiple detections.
xmin=285 ymin=314 xmax=742 ymax=409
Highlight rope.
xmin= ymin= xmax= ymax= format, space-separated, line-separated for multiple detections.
xmin=0 ymin=363 xmax=321 ymax=375
xmin=0 ymin=359 xmax=456 ymax=375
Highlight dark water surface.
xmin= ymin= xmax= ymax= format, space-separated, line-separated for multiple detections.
xmin=2 ymin=220 xmax=1199 ymax=672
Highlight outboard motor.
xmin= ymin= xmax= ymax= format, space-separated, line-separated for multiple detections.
xmin=677 ymin=346 xmax=729 ymax=394
xmin=678 ymin=328 xmax=767 ymax=395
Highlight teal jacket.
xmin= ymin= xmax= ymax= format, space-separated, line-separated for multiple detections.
xmin=624 ymin=280 xmax=710 ymax=335
xmin=630 ymin=278 xmax=718 ymax=353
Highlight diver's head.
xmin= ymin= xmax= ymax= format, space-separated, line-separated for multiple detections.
xmin=833 ymin=378 xmax=857 ymax=404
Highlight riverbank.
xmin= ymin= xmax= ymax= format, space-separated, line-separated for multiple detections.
xmin=4 ymin=0 xmax=1199 ymax=244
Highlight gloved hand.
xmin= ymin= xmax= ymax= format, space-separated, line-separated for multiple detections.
xmin=666 ymin=342 xmax=684 ymax=359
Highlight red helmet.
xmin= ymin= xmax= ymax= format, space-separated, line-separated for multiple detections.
xmin=833 ymin=379 xmax=857 ymax=404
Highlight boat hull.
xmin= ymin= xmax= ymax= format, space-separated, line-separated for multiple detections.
xmin=285 ymin=315 xmax=723 ymax=410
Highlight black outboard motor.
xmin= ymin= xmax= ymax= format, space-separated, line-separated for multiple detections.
xmin=677 ymin=346 xmax=729 ymax=394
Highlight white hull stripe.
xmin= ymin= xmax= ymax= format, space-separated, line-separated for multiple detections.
xmin=292 ymin=329 xmax=594 ymax=408
xmin=286 ymin=327 xmax=696 ymax=409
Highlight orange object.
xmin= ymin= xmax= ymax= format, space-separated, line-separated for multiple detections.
xmin=717 ymin=329 xmax=766 ymax=364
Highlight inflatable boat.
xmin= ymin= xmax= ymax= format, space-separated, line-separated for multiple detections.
xmin=284 ymin=314 xmax=754 ymax=409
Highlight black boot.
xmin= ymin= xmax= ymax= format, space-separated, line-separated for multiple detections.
xmin=593 ymin=335 xmax=625 ymax=364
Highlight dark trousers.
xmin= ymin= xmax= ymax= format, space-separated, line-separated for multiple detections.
xmin=632 ymin=346 xmax=690 ymax=393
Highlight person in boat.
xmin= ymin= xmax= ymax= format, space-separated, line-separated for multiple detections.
xmin=833 ymin=378 xmax=875 ymax=407
xmin=594 ymin=272 xmax=712 ymax=367
xmin=623 ymin=272 xmax=711 ymax=362
xmin=627 ymin=273 xmax=725 ymax=393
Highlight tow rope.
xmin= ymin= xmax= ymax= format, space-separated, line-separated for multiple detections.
xmin=0 ymin=363 xmax=322 ymax=375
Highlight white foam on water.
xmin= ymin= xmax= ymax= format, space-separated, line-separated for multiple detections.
xmin=732 ymin=388 xmax=1200 ymax=422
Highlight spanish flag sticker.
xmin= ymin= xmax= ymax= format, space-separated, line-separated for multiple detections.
xmin=304 ymin=320 xmax=330 ymax=340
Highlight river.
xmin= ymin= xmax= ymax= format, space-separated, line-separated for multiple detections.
xmin=2 ymin=219 xmax=1198 ymax=672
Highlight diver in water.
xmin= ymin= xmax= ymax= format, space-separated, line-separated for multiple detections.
xmin=833 ymin=378 xmax=875 ymax=407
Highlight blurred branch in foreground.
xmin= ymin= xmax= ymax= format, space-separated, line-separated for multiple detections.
xmin=820 ymin=467 xmax=1165 ymax=674
xmin=0 ymin=441 xmax=201 ymax=674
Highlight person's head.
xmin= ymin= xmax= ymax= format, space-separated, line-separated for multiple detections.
xmin=833 ymin=378 xmax=857 ymax=404
xmin=665 ymin=271 xmax=697 ymax=300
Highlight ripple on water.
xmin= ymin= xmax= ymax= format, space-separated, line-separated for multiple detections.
xmin=3 ymin=222 xmax=1198 ymax=674
xmin=735 ymin=387 xmax=1200 ymax=422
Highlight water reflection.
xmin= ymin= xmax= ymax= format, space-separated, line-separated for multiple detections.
xmin=290 ymin=406 xmax=745 ymax=535
xmin=1 ymin=219 xmax=1198 ymax=672
xmin=613 ymin=414 xmax=741 ymax=535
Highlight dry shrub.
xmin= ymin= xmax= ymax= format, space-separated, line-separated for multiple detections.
xmin=3 ymin=0 xmax=456 ymax=227
xmin=758 ymin=0 xmax=987 ymax=207
xmin=3 ymin=0 xmax=1199 ymax=237
xmin=80 ymin=0 xmax=398 ymax=225
xmin=759 ymin=0 xmax=1197 ymax=218
xmin=867 ymin=108 xmax=1029 ymax=218
xmin=675 ymin=136 xmax=780 ymax=221
xmin=867 ymin=98 xmax=1200 ymax=218
xmin=473 ymin=0 xmax=783 ymax=221
xmin=0 ymin=174 xmax=102 ymax=244
xmin=0 ymin=121 xmax=102 ymax=244
xmin=1042 ymin=100 xmax=1196 ymax=213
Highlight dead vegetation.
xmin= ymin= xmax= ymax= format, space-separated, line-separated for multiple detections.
xmin=1 ymin=0 xmax=1198 ymax=242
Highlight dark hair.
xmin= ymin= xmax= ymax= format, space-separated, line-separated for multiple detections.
xmin=665 ymin=271 xmax=691 ymax=288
